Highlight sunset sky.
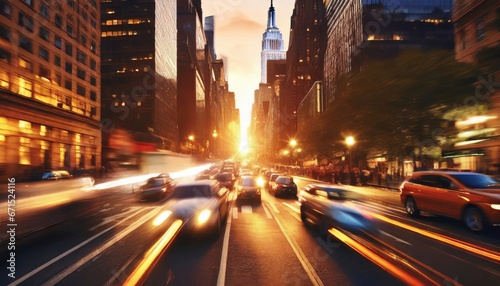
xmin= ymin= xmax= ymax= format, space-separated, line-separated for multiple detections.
xmin=202 ymin=0 xmax=295 ymax=146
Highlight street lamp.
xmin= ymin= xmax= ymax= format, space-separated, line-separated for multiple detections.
xmin=188 ymin=135 xmax=195 ymax=155
xmin=212 ymin=130 xmax=218 ymax=158
xmin=345 ymin=136 xmax=355 ymax=168
xmin=289 ymin=139 xmax=298 ymax=166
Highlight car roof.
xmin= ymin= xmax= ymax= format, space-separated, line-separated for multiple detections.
xmin=175 ymin=180 xmax=217 ymax=187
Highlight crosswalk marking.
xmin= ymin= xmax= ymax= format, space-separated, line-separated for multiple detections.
xmin=262 ymin=203 xmax=273 ymax=219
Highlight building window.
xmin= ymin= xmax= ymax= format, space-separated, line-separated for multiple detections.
xmin=18 ymin=77 xmax=33 ymax=97
xmin=90 ymin=59 xmax=96 ymax=70
xmin=65 ymin=43 xmax=73 ymax=56
xmin=40 ymin=125 xmax=47 ymax=136
xmin=476 ymin=17 xmax=485 ymax=41
xmin=90 ymin=76 xmax=96 ymax=86
xmin=76 ymin=84 xmax=85 ymax=96
xmin=1 ymin=1 xmax=11 ymax=17
xmin=90 ymin=41 xmax=96 ymax=53
xmin=21 ymin=0 xmax=33 ymax=7
xmin=67 ymin=0 xmax=75 ymax=8
xmin=0 ymin=48 xmax=9 ymax=63
xmin=19 ymin=57 xmax=31 ymax=70
xmin=19 ymin=120 xmax=31 ymax=133
xmin=39 ymin=66 xmax=50 ymax=80
xmin=77 ymin=68 xmax=85 ymax=79
xmin=18 ymin=12 xmax=34 ymax=32
xmin=90 ymin=105 xmax=96 ymax=117
xmin=77 ymin=50 xmax=87 ymax=64
xmin=39 ymin=26 xmax=50 ymax=42
xmin=66 ymin=24 xmax=73 ymax=37
xmin=55 ymin=14 xmax=63 ymax=29
xmin=19 ymin=36 xmax=32 ymax=52
xmin=65 ymin=96 xmax=71 ymax=107
xmin=90 ymin=91 xmax=96 ymax=101
xmin=19 ymin=137 xmax=31 ymax=165
xmin=54 ymin=73 xmax=61 ymax=86
xmin=39 ymin=46 xmax=49 ymax=61
xmin=81 ymin=34 xmax=87 ymax=46
xmin=54 ymin=35 xmax=62 ymax=49
xmin=39 ymin=3 xmax=50 ymax=19
xmin=0 ymin=25 xmax=9 ymax=41
xmin=64 ymin=80 xmax=72 ymax=90
xmin=65 ymin=61 xmax=72 ymax=73
xmin=0 ymin=68 xmax=9 ymax=89
xmin=54 ymin=55 xmax=61 ymax=66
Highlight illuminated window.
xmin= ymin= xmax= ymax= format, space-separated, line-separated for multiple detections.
xmin=19 ymin=137 xmax=31 ymax=165
xmin=75 ymin=133 xmax=81 ymax=143
xmin=40 ymin=140 xmax=49 ymax=165
xmin=18 ymin=77 xmax=33 ymax=97
xmin=61 ymin=130 xmax=69 ymax=141
xmin=40 ymin=125 xmax=47 ymax=136
xmin=19 ymin=120 xmax=31 ymax=133
xmin=59 ymin=143 xmax=66 ymax=167
xmin=0 ymin=69 xmax=8 ymax=89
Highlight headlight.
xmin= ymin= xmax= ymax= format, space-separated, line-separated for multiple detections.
xmin=491 ymin=204 xmax=500 ymax=210
xmin=153 ymin=210 xmax=172 ymax=226
xmin=197 ymin=209 xmax=212 ymax=224
xmin=257 ymin=177 xmax=265 ymax=187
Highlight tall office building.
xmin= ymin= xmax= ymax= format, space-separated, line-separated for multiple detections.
xmin=0 ymin=0 xmax=102 ymax=177
xmin=101 ymin=0 xmax=178 ymax=159
xmin=260 ymin=0 xmax=286 ymax=84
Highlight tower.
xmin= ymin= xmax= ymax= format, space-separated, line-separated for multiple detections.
xmin=261 ymin=0 xmax=286 ymax=84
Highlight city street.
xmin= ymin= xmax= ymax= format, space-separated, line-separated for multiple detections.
xmin=2 ymin=176 xmax=499 ymax=286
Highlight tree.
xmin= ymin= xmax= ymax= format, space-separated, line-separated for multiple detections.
xmin=300 ymin=49 xmax=478 ymax=167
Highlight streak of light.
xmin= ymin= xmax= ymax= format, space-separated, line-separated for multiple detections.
xmin=123 ymin=219 xmax=183 ymax=286
xmin=329 ymin=228 xmax=439 ymax=286
xmin=371 ymin=213 xmax=500 ymax=263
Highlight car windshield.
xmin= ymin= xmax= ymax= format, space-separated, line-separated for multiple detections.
xmin=276 ymin=177 xmax=293 ymax=184
xmin=451 ymin=173 xmax=500 ymax=189
xmin=216 ymin=173 xmax=231 ymax=181
xmin=147 ymin=178 xmax=164 ymax=186
xmin=173 ymin=185 xmax=213 ymax=198
xmin=241 ymin=177 xmax=257 ymax=186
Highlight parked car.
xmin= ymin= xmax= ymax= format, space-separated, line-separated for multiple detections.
xmin=400 ymin=171 xmax=500 ymax=232
xmin=136 ymin=174 xmax=175 ymax=201
xmin=163 ymin=180 xmax=230 ymax=236
xmin=270 ymin=175 xmax=297 ymax=198
xmin=236 ymin=175 xmax=261 ymax=204
xmin=298 ymin=184 xmax=373 ymax=238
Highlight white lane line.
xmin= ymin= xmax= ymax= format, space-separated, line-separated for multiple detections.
xmin=282 ymin=202 xmax=300 ymax=214
xmin=232 ymin=207 xmax=239 ymax=219
xmin=268 ymin=202 xmax=280 ymax=213
xmin=272 ymin=210 xmax=324 ymax=286
xmin=9 ymin=207 xmax=146 ymax=286
xmin=262 ymin=203 xmax=273 ymax=219
xmin=217 ymin=205 xmax=233 ymax=286
xmin=379 ymin=230 xmax=412 ymax=246
xmin=40 ymin=207 xmax=162 ymax=286
xmin=241 ymin=205 xmax=252 ymax=214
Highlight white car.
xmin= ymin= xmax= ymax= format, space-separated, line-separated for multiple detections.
xmin=163 ymin=180 xmax=230 ymax=237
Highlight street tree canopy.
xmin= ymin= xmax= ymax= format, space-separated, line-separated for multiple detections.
xmin=298 ymin=49 xmax=478 ymax=163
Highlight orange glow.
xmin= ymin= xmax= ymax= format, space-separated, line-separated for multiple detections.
xmin=371 ymin=213 xmax=500 ymax=262
xmin=329 ymin=228 xmax=432 ymax=286
xmin=124 ymin=219 xmax=183 ymax=286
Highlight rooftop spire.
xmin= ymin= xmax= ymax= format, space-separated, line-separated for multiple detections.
xmin=267 ymin=0 xmax=277 ymax=28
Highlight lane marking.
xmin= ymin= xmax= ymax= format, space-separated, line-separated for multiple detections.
xmin=9 ymin=207 xmax=147 ymax=286
xmin=268 ymin=202 xmax=280 ymax=213
xmin=282 ymin=202 xmax=300 ymax=214
xmin=40 ymin=208 xmax=162 ymax=286
xmin=232 ymin=207 xmax=238 ymax=219
xmin=217 ymin=205 xmax=233 ymax=286
xmin=379 ymin=230 xmax=412 ymax=245
xmin=262 ymin=203 xmax=273 ymax=219
xmin=272 ymin=208 xmax=324 ymax=286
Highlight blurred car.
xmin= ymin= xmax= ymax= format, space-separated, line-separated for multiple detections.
xmin=195 ymin=171 xmax=212 ymax=180
xmin=400 ymin=171 xmax=500 ymax=232
xmin=298 ymin=184 xmax=374 ymax=238
xmin=215 ymin=172 xmax=235 ymax=190
xmin=236 ymin=175 xmax=261 ymax=204
xmin=163 ymin=180 xmax=230 ymax=236
xmin=137 ymin=174 xmax=175 ymax=201
xmin=267 ymin=173 xmax=281 ymax=190
xmin=270 ymin=175 xmax=297 ymax=198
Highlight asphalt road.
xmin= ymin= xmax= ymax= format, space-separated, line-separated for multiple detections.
xmin=1 ymin=176 xmax=499 ymax=286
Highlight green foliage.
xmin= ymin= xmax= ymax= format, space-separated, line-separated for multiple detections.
xmin=299 ymin=49 xmax=478 ymax=161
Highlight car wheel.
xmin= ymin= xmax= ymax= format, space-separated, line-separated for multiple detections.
xmin=300 ymin=205 xmax=308 ymax=225
xmin=463 ymin=207 xmax=486 ymax=232
xmin=405 ymin=197 xmax=420 ymax=217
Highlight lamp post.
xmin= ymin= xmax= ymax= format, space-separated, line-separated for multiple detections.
xmin=345 ymin=136 xmax=355 ymax=168
xmin=212 ymin=130 xmax=218 ymax=158
xmin=188 ymin=135 xmax=195 ymax=155
xmin=289 ymin=139 xmax=297 ymax=166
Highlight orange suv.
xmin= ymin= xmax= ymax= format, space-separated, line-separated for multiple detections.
xmin=400 ymin=171 xmax=500 ymax=232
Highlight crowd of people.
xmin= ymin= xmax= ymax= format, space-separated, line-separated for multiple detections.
xmin=295 ymin=165 xmax=396 ymax=187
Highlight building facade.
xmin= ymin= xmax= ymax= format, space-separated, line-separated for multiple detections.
xmin=100 ymin=0 xmax=178 ymax=162
xmin=0 ymin=0 xmax=102 ymax=178
xmin=260 ymin=0 xmax=286 ymax=84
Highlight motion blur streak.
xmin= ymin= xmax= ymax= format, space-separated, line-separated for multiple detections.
xmin=371 ymin=213 xmax=500 ymax=262
xmin=152 ymin=211 xmax=173 ymax=226
xmin=123 ymin=219 xmax=183 ymax=286
xmin=329 ymin=228 xmax=435 ymax=286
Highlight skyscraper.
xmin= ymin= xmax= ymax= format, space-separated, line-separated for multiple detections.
xmin=260 ymin=0 xmax=286 ymax=84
